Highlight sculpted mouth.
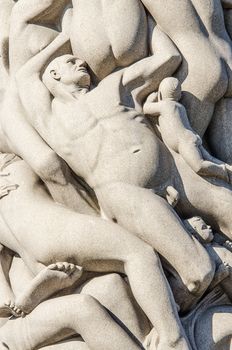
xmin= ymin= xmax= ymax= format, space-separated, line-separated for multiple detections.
xmin=77 ymin=67 xmax=87 ymax=73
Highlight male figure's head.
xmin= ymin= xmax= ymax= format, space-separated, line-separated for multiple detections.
xmin=42 ymin=55 xmax=91 ymax=98
xmin=158 ymin=77 xmax=182 ymax=102
xmin=184 ymin=216 xmax=214 ymax=244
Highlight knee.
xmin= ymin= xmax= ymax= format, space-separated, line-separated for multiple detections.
xmin=74 ymin=294 xmax=102 ymax=321
xmin=128 ymin=244 xmax=158 ymax=265
xmin=187 ymin=257 xmax=215 ymax=295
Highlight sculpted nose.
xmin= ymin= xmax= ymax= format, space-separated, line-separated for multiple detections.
xmin=78 ymin=60 xmax=87 ymax=68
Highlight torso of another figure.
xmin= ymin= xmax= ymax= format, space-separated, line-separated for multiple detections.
xmin=70 ymin=0 xmax=148 ymax=80
xmin=51 ymin=73 xmax=173 ymax=191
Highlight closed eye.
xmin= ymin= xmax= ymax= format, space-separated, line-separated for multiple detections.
xmin=67 ymin=58 xmax=76 ymax=64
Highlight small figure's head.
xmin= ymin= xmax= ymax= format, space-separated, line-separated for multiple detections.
xmin=186 ymin=216 xmax=214 ymax=243
xmin=158 ymin=77 xmax=181 ymax=102
xmin=42 ymin=55 xmax=91 ymax=97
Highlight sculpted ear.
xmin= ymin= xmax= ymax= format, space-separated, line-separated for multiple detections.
xmin=50 ymin=70 xmax=61 ymax=81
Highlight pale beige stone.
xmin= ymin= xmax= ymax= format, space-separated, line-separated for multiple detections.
xmin=0 ymin=1 xmax=231 ymax=349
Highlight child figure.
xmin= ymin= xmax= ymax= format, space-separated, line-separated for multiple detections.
xmin=143 ymin=77 xmax=231 ymax=182
xmin=184 ymin=216 xmax=232 ymax=296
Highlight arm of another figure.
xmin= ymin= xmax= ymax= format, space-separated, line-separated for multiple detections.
xmin=4 ymin=295 xmax=142 ymax=350
xmin=9 ymin=0 xmax=67 ymax=74
xmin=11 ymin=0 xmax=68 ymax=25
xmin=122 ymin=24 xmax=181 ymax=108
xmin=143 ymin=94 xmax=163 ymax=117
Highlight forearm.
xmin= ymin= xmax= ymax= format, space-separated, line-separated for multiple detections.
xmin=143 ymin=101 xmax=162 ymax=116
xmin=18 ymin=32 xmax=69 ymax=78
xmin=11 ymin=0 xmax=65 ymax=23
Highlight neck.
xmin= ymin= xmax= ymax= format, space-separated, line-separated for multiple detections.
xmin=72 ymin=87 xmax=89 ymax=99
xmin=54 ymin=83 xmax=89 ymax=103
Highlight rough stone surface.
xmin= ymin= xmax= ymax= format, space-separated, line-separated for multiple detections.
xmin=0 ymin=1 xmax=231 ymax=349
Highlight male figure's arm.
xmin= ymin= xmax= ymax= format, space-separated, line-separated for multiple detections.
xmin=16 ymin=32 xmax=69 ymax=137
xmin=9 ymin=0 xmax=69 ymax=74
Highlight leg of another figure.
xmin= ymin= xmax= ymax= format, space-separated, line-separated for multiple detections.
xmin=178 ymin=137 xmax=228 ymax=181
xmin=0 ymin=214 xmax=16 ymax=317
xmin=207 ymin=97 xmax=232 ymax=164
xmin=0 ymin=295 xmax=143 ymax=350
xmin=96 ymin=183 xmax=215 ymax=297
xmin=69 ymin=213 xmax=191 ymax=350
xmin=174 ymin=152 xmax=232 ymax=239
xmin=6 ymin=262 xmax=83 ymax=316
xmin=42 ymin=338 xmax=89 ymax=350
xmin=78 ymin=273 xmax=150 ymax=343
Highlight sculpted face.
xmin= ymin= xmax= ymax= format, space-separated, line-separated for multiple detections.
xmin=158 ymin=77 xmax=182 ymax=101
xmin=189 ymin=217 xmax=214 ymax=242
xmin=44 ymin=55 xmax=91 ymax=89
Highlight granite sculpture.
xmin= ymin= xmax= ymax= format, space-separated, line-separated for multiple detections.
xmin=0 ymin=0 xmax=231 ymax=349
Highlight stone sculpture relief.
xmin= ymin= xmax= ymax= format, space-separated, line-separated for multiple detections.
xmin=0 ymin=0 xmax=231 ymax=349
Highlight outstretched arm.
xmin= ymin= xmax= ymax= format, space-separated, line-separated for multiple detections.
xmin=143 ymin=92 xmax=162 ymax=117
xmin=16 ymin=32 xmax=69 ymax=136
xmin=143 ymin=101 xmax=163 ymax=117
xmin=9 ymin=0 xmax=70 ymax=74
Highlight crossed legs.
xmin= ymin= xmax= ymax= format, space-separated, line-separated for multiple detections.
xmin=0 ymin=295 xmax=144 ymax=350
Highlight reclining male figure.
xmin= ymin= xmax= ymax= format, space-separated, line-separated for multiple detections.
xmin=16 ymin=31 xmax=215 ymax=310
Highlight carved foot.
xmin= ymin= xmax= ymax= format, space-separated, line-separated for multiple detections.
xmin=5 ymin=262 xmax=83 ymax=318
xmin=4 ymin=301 xmax=25 ymax=318
xmin=0 ymin=286 xmax=15 ymax=317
